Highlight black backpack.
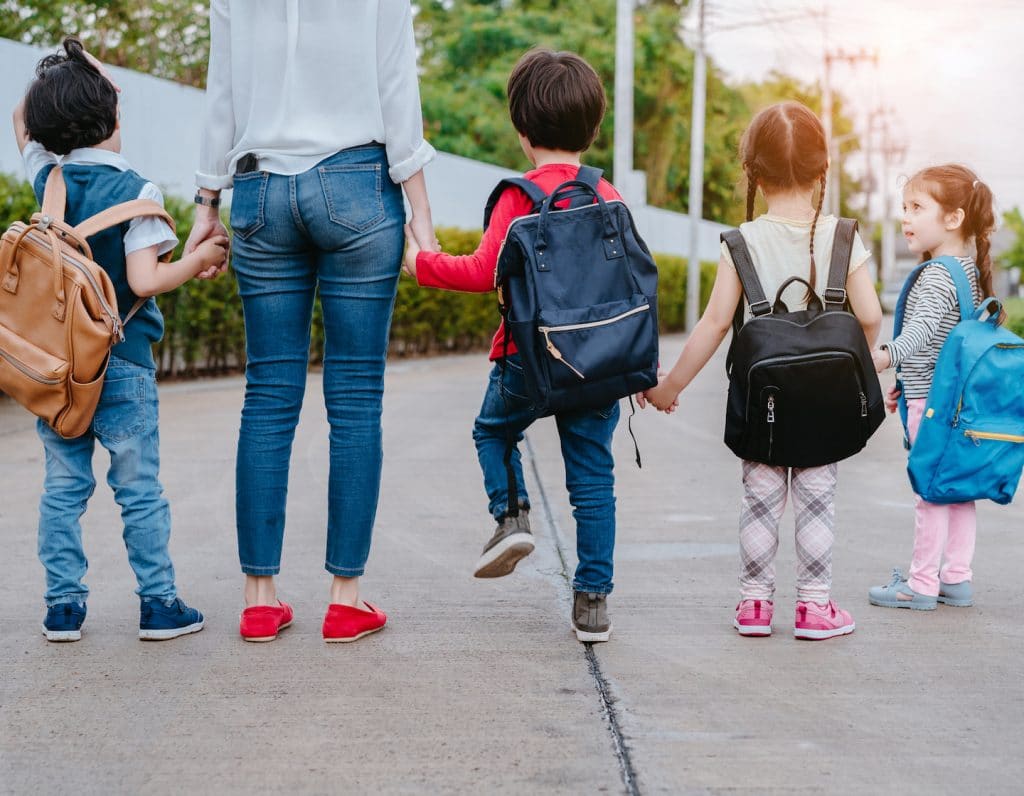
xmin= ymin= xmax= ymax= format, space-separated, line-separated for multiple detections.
xmin=722 ymin=218 xmax=885 ymax=467
xmin=489 ymin=166 xmax=659 ymax=417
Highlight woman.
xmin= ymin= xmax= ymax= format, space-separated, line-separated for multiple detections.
xmin=186 ymin=0 xmax=437 ymax=642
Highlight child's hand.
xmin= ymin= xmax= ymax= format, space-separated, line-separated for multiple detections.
xmin=884 ymin=383 xmax=901 ymax=414
xmin=194 ymin=235 xmax=229 ymax=275
xmin=644 ymin=376 xmax=680 ymax=413
xmin=403 ymin=224 xmax=421 ymax=278
xmin=871 ymin=347 xmax=891 ymax=373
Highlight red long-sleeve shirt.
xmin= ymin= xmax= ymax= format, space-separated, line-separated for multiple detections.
xmin=416 ymin=163 xmax=624 ymax=360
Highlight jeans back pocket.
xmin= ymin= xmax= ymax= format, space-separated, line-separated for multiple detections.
xmin=229 ymin=171 xmax=269 ymax=240
xmin=318 ymin=164 xmax=385 ymax=232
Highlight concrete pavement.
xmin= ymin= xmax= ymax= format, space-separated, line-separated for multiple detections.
xmin=1 ymin=333 xmax=1022 ymax=794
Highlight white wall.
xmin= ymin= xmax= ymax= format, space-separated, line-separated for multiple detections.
xmin=0 ymin=37 xmax=728 ymax=261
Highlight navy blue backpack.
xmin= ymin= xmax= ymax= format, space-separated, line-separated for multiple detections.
xmin=487 ymin=166 xmax=659 ymax=417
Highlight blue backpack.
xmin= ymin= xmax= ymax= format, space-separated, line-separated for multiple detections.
xmin=895 ymin=256 xmax=1024 ymax=504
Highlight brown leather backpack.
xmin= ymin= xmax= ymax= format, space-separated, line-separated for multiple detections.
xmin=0 ymin=166 xmax=175 ymax=438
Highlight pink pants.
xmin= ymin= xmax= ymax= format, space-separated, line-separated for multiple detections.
xmin=906 ymin=398 xmax=976 ymax=595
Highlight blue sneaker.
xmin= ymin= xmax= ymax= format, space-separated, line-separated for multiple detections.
xmin=42 ymin=602 xmax=87 ymax=642
xmin=139 ymin=597 xmax=205 ymax=640
xmin=868 ymin=569 xmax=937 ymax=610
xmin=938 ymin=580 xmax=974 ymax=607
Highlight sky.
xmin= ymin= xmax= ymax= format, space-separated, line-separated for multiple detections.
xmin=691 ymin=0 xmax=1024 ymax=220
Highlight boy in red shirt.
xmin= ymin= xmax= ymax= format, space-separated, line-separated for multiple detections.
xmin=404 ymin=49 xmax=626 ymax=643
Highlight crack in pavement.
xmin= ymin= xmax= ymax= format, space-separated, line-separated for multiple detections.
xmin=524 ymin=434 xmax=641 ymax=796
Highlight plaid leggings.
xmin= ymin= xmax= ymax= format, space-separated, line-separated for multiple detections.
xmin=738 ymin=460 xmax=838 ymax=604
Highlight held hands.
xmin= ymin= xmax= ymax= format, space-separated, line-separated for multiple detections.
xmin=403 ymin=217 xmax=442 ymax=279
xmin=193 ymin=235 xmax=230 ymax=275
xmin=186 ymin=207 xmax=230 ymax=279
xmin=884 ymin=383 xmax=901 ymax=414
xmin=641 ymin=372 xmax=681 ymax=414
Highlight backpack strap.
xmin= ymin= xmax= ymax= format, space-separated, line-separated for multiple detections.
xmin=823 ymin=218 xmax=858 ymax=311
xmin=41 ymin=166 xmax=68 ymax=222
xmin=721 ymin=229 xmax=772 ymax=321
xmin=483 ymin=178 xmax=548 ymax=231
xmin=74 ymin=200 xmax=178 ymax=263
xmin=567 ymin=165 xmax=603 ymax=209
xmin=892 ymin=255 xmax=977 ymax=443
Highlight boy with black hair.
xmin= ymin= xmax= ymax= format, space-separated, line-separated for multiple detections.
xmin=12 ymin=37 xmax=228 ymax=641
xmin=404 ymin=48 xmax=637 ymax=643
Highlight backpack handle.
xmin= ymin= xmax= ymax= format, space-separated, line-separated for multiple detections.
xmin=772 ymin=276 xmax=823 ymax=315
xmin=535 ymin=180 xmax=618 ymax=255
xmin=974 ymin=296 xmax=1002 ymax=325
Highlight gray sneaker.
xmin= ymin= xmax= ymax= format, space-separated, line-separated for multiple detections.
xmin=473 ymin=510 xmax=534 ymax=578
xmin=572 ymin=591 xmax=612 ymax=643
xmin=938 ymin=580 xmax=974 ymax=607
xmin=868 ymin=568 xmax=937 ymax=610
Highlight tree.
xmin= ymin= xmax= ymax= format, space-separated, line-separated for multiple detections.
xmin=0 ymin=1 xmax=210 ymax=87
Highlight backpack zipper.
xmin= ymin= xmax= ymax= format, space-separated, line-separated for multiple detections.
xmin=538 ymin=303 xmax=650 ymax=381
xmin=951 ymin=342 xmax=1024 ymax=428
xmin=964 ymin=430 xmax=1024 ymax=446
xmin=766 ymin=394 xmax=776 ymax=459
xmin=23 ymin=229 xmax=124 ymax=340
xmin=0 ymin=347 xmax=62 ymax=385
xmin=860 ymin=392 xmax=868 ymax=417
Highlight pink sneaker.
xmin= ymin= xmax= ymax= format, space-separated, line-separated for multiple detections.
xmin=733 ymin=599 xmax=773 ymax=636
xmin=794 ymin=600 xmax=855 ymax=640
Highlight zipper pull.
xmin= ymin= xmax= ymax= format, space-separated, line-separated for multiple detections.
xmin=767 ymin=395 xmax=775 ymax=424
xmin=967 ymin=431 xmax=981 ymax=447
xmin=542 ymin=330 xmax=584 ymax=379
xmin=860 ymin=392 xmax=868 ymax=418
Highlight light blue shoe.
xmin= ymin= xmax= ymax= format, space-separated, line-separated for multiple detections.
xmin=868 ymin=569 xmax=937 ymax=610
xmin=938 ymin=580 xmax=974 ymax=607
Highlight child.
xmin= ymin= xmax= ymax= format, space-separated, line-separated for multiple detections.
xmin=645 ymin=101 xmax=883 ymax=640
xmin=867 ymin=165 xmax=994 ymax=610
xmin=13 ymin=38 xmax=228 ymax=641
xmin=404 ymin=48 xmax=638 ymax=643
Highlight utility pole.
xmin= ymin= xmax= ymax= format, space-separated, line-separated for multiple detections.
xmin=614 ymin=0 xmax=636 ymax=201
xmin=822 ymin=48 xmax=877 ymax=216
xmin=685 ymin=0 xmax=706 ymax=332
xmin=878 ymin=115 xmax=907 ymax=286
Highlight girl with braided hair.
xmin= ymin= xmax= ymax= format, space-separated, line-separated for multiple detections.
xmin=645 ymin=100 xmax=882 ymax=639
xmin=868 ymin=165 xmax=997 ymax=611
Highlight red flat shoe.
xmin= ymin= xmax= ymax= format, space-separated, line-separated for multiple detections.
xmin=239 ymin=600 xmax=294 ymax=642
xmin=322 ymin=601 xmax=386 ymax=643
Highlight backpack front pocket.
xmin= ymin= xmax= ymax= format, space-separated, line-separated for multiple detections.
xmin=537 ymin=295 xmax=655 ymax=390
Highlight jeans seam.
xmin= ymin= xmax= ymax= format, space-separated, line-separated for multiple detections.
xmin=240 ymin=563 xmax=281 ymax=575
xmin=325 ymin=560 xmax=365 ymax=577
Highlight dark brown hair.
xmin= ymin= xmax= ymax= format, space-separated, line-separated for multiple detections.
xmin=740 ymin=101 xmax=829 ymax=296
xmin=906 ymin=164 xmax=997 ymax=300
xmin=24 ymin=37 xmax=118 ymax=156
xmin=507 ymin=48 xmax=606 ymax=153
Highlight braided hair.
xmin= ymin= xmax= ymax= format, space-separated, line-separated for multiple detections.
xmin=739 ymin=102 xmax=830 ymax=302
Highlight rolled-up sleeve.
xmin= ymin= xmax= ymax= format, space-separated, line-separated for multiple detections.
xmin=196 ymin=0 xmax=236 ymax=190
xmin=376 ymin=0 xmax=435 ymax=184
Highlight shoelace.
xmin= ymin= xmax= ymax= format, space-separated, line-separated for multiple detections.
xmin=887 ymin=568 xmax=907 ymax=588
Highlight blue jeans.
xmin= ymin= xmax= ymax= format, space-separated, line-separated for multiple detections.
xmin=472 ymin=355 xmax=620 ymax=594
xmin=230 ymin=145 xmax=404 ymax=577
xmin=36 ymin=356 xmax=176 ymax=606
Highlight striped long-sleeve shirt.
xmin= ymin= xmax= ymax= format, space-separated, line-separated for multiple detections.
xmin=883 ymin=256 xmax=980 ymax=398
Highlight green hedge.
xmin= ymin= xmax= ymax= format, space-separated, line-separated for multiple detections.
xmin=1004 ymin=298 xmax=1024 ymax=338
xmin=1 ymin=173 xmax=716 ymax=377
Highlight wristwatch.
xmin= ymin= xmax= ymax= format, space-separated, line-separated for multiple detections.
xmin=194 ymin=192 xmax=221 ymax=208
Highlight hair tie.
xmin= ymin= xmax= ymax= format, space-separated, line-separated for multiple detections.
xmin=972 ymin=180 xmax=979 ymax=189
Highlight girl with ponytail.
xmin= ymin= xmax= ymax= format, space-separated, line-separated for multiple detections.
xmin=869 ymin=165 xmax=997 ymax=611
xmin=645 ymin=101 xmax=882 ymax=640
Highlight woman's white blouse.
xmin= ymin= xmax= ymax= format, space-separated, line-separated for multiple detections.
xmin=197 ymin=0 xmax=435 ymax=189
